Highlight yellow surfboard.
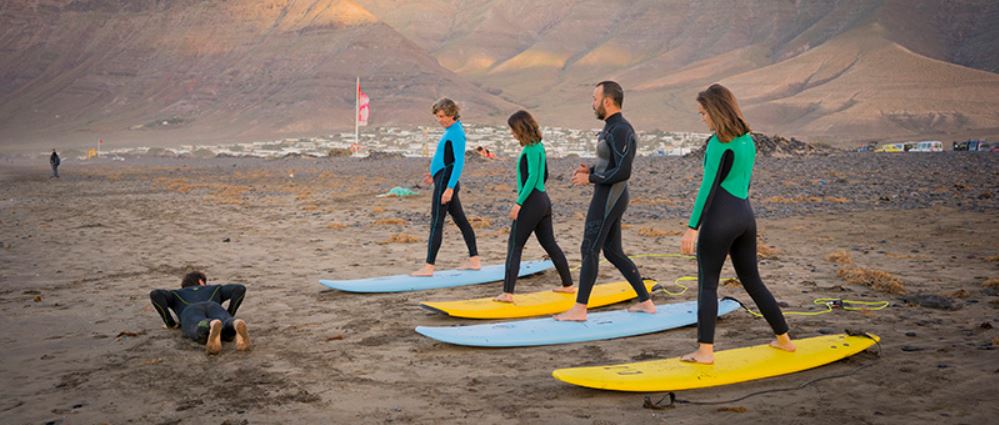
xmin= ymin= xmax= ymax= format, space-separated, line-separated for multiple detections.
xmin=420 ymin=279 xmax=658 ymax=319
xmin=552 ymin=333 xmax=879 ymax=392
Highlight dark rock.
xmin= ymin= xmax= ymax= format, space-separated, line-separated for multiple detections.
xmin=899 ymin=294 xmax=962 ymax=311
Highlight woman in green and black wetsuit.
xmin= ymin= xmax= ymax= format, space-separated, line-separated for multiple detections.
xmin=679 ymin=84 xmax=796 ymax=364
xmin=494 ymin=111 xmax=574 ymax=303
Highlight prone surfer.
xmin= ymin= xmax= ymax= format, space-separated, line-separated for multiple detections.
xmin=149 ymin=271 xmax=251 ymax=355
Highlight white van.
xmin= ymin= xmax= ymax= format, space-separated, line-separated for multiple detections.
xmin=911 ymin=141 xmax=943 ymax=152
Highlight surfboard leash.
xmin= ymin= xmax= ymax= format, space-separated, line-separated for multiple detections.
xmin=643 ymin=362 xmax=879 ymax=409
xmin=727 ymin=295 xmax=890 ymax=318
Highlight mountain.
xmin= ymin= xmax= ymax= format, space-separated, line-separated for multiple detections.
xmin=357 ymin=0 xmax=999 ymax=144
xmin=1 ymin=0 xmax=997 ymax=151
xmin=0 ymin=0 xmax=516 ymax=151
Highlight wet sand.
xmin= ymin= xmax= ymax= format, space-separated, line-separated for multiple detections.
xmin=1 ymin=153 xmax=997 ymax=424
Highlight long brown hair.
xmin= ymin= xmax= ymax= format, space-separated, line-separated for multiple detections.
xmin=507 ymin=110 xmax=542 ymax=147
xmin=697 ymin=84 xmax=750 ymax=143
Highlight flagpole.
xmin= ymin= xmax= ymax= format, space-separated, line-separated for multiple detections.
xmin=355 ymin=76 xmax=360 ymax=147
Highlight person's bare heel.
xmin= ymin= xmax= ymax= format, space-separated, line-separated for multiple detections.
xmin=410 ymin=264 xmax=435 ymax=277
xmin=554 ymin=303 xmax=588 ymax=321
xmin=205 ymin=320 xmax=222 ymax=355
xmin=627 ymin=299 xmax=656 ymax=314
xmin=234 ymin=319 xmax=251 ymax=352
xmin=552 ymin=285 xmax=575 ymax=294
xmin=770 ymin=332 xmax=796 ymax=352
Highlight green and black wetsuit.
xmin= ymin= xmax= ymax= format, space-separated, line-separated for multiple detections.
xmin=689 ymin=133 xmax=788 ymax=344
xmin=502 ymin=141 xmax=573 ymax=293
xmin=576 ymin=112 xmax=650 ymax=304
xmin=149 ymin=284 xmax=246 ymax=344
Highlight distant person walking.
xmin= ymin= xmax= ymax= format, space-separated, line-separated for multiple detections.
xmin=49 ymin=149 xmax=60 ymax=178
xmin=678 ymin=83 xmax=794 ymax=364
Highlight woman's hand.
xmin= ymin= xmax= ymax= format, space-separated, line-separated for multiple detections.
xmin=441 ymin=188 xmax=454 ymax=204
xmin=509 ymin=204 xmax=521 ymax=220
xmin=422 ymin=172 xmax=433 ymax=186
xmin=681 ymin=228 xmax=698 ymax=256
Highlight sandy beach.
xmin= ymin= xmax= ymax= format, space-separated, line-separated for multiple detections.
xmin=1 ymin=153 xmax=997 ymax=424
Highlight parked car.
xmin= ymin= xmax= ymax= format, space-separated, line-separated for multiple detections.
xmin=911 ymin=141 xmax=943 ymax=152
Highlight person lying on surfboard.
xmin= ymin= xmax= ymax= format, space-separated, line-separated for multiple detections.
xmin=494 ymin=110 xmax=575 ymax=303
xmin=412 ymin=98 xmax=481 ymax=277
xmin=678 ymin=84 xmax=796 ymax=364
xmin=148 ymin=271 xmax=251 ymax=355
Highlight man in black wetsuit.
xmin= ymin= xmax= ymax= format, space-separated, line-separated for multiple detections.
xmin=149 ymin=271 xmax=251 ymax=355
xmin=555 ymin=81 xmax=655 ymax=321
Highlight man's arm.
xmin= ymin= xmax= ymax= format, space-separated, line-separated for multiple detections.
xmin=219 ymin=284 xmax=247 ymax=316
xmin=149 ymin=289 xmax=178 ymax=328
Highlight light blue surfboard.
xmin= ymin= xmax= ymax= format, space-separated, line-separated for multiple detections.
xmin=415 ymin=298 xmax=741 ymax=347
xmin=319 ymin=260 xmax=554 ymax=293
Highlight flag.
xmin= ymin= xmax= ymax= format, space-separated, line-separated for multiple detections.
xmin=357 ymin=82 xmax=370 ymax=126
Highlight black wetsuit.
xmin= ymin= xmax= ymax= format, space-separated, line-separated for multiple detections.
xmin=689 ymin=133 xmax=789 ymax=344
xmin=576 ymin=112 xmax=650 ymax=304
xmin=502 ymin=142 xmax=573 ymax=293
xmin=426 ymin=124 xmax=478 ymax=265
xmin=149 ymin=284 xmax=246 ymax=344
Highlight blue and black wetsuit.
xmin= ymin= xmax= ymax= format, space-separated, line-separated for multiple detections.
xmin=149 ymin=284 xmax=246 ymax=344
xmin=426 ymin=121 xmax=478 ymax=265
xmin=576 ymin=112 xmax=650 ymax=304
xmin=503 ymin=141 xmax=573 ymax=293
xmin=688 ymin=133 xmax=788 ymax=344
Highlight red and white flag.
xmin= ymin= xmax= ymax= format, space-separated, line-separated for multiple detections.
xmin=357 ymin=82 xmax=370 ymax=126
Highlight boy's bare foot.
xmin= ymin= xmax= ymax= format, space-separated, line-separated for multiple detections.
xmin=680 ymin=343 xmax=714 ymax=364
xmin=494 ymin=293 xmax=514 ymax=303
xmin=459 ymin=256 xmax=481 ymax=270
xmin=554 ymin=303 xmax=588 ymax=321
xmin=410 ymin=264 xmax=435 ymax=277
xmin=627 ymin=299 xmax=657 ymax=314
xmin=205 ymin=320 xmax=222 ymax=355
xmin=552 ymin=285 xmax=576 ymax=294
xmin=770 ymin=333 xmax=796 ymax=352
xmin=234 ymin=319 xmax=251 ymax=351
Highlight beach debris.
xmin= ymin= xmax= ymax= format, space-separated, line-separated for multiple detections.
xmin=826 ymin=250 xmax=854 ymax=265
xmin=899 ymin=294 xmax=961 ymax=311
xmin=382 ymin=233 xmax=419 ymax=244
xmin=143 ymin=358 xmax=163 ymax=365
xmin=717 ymin=406 xmax=748 ymax=413
xmin=33 ymin=295 xmax=43 ymax=303
xmin=222 ymin=237 xmax=231 ymax=243
xmin=326 ymin=333 xmax=345 ymax=341
xmin=115 ymin=330 xmax=146 ymax=339
xmin=377 ymin=186 xmax=419 ymax=198
xmin=836 ymin=268 xmax=906 ymax=295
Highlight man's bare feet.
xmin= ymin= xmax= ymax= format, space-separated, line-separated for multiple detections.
xmin=552 ymin=285 xmax=576 ymax=294
xmin=205 ymin=320 xmax=222 ymax=355
xmin=627 ymin=299 xmax=657 ymax=314
xmin=680 ymin=343 xmax=714 ymax=365
xmin=554 ymin=303 xmax=588 ymax=321
xmin=770 ymin=332 xmax=796 ymax=352
xmin=234 ymin=319 xmax=251 ymax=351
xmin=410 ymin=264 xmax=435 ymax=277
xmin=494 ymin=293 xmax=514 ymax=303
xmin=459 ymin=256 xmax=481 ymax=270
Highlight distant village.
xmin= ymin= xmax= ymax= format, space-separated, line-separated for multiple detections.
xmin=76 ymin=125 xmax=995 ymax=161
xmin=94 ymin=124 xmax=712 ymax=160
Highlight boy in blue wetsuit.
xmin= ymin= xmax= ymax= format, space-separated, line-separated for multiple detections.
xmin=412 ymin=98 xmax=480 ymax=276
xmin=149 ymin=271 xmax=251 ymax=355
